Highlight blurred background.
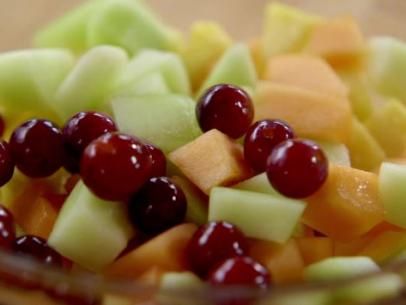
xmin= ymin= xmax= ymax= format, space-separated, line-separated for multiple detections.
xmin=0 ymin=0 xmax=405 ymax=51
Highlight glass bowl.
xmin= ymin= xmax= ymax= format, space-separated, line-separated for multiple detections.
xmin=1 ymin=0 xmax=406 ymax=304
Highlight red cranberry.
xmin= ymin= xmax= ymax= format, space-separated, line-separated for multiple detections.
xmin=80 ymin=133 xmax=151 ymax=201
xmin=9 ymin=119 xmax=64 ymax=178
xmin=196 ymin=84 xmax=254 ymax=139
xmin=62 ymin=112 xmax=117 ymax=173
xmin=186 ymin=221 xmax=249 ymax=277
xmin=0 ymin=140 xmax=14 ymax=186
xmin=266 ymin=139 xmax=328 ymax=198
xmin=244 ymin=120 xmax=295 ymax=173
xmin=0 ymin=205 xmax=15 ymax=250
xmin=143 ymin=143 xmax=166 ymax=178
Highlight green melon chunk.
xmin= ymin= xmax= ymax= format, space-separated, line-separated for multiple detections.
xmin=112 ymin=95 xmax=201 ymax=153
xmin=271 ymin=291 xmax=331 ymax=305
xmin=0 ymin=49 xmax=75 ymax=116
xmin=54 ymin=46 xmax=128 ymax=119
xmin=233 ymin=173 xmax=279 ymax=196
xmin=316 ymin=140 xmax=351 ymax=167
xmin=209 ymin=187 xmax=305 ymax=243
xmin=379 ymin=162 xmax=406 ymax=228
xmin=304 ymin=257 xmax=379 ymax=282
xmin=48 ymin=181 xmax=134 ymax=271
xmin=114 ymin=72 xmax=170 ymax=98
xmin=197 ymin=44 xmax=257 ymax=97
xmin=87 ymin=0 xmax=171 ymax=54
xmin=114 ymin=50 xmax=190 ymax=96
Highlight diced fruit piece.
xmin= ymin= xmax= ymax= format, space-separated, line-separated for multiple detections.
xmin=365 ymin=99 xmax=406 ymax=158
xmin=303 ymin=164 xmax=384 ymax=241
xmin=114 ymin=72 xmax=170 ymax=98
xmin=171 ymin=176 xmax=208 ymax=226
xmin=315 ymin=140 xmax=351 ymax=167
xmin=255 ymin=82 xmax=352 ymax=143
xmin=0 ymin=49 xmax=74 ymax=118
xmin=55 ymin=46 xmax=128 ymax=119
xmin=250 ymin=239 xmax=305 ymax=284
xmin=113 ymin=95 xmax=200 ymax=154
xmin=180 ymin=21 xmax=232 ymax=91
xmin=380 ymin=163 xmax=406 ymax=228
xmin=196 ymin=84 xmax=254 ymax=139
xmin=209 ymin=187 xmax=305 ymax=243
xmin=48 ymin=181 xmax=134 ymax=271
xmin=169 ymin=130 xmax=251 ymax=194
xmin=249 ymin=38 xmax=267 ymax=79
xmin=305 ymin=17 xmax=365 ymax=67
xmin=304 ymin=257 xmax=379 ymax=282
xmin=266 ymin=139 xmax=329 ymax=199
xmin=265 ymin=54 xmax=348 ymax=97
xmin=87 ymin=0 xmax=172 ymax=54
xmin=233 ymin=173 xmax=279 ymax=196
xmin=348 ymin=118 xmax=385 ymax=171
xmin=262 ymin=3 xmax=322 ymax=57
xmin=198 ymin=44 xmax=257 ymax=96
xmin=272 ymin=291 xmax=331 ymax=305
xmin=296 ymin=237 xmax=333 ymax=265
xmin=106 ymin=223 xmax=197 ymax=278
xmin=0 ymin=205 xmax=16 ymax=250
xmin=142 ymin=143 xmax=167 ymax=179
xmin=368 ymin=37 xmax=406 ymax=102
xmin=113 ymin=50 xmax=190 ymax=96
xmin=0 ymin=141 xmax=14 ymax=187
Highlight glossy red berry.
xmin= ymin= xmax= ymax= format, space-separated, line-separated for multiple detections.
xmin=244 ymin=120 xmax=295 ymax=173
xmin=0 ymin=205 xmax=15 ymax=250
xmin=266 ymin=139 xmax=328 ymax=198
xmin=129 ymin=177 xmax=187 ymax=234
xmin=0 ymin=140 xmax=15 ymax=186
xmin=9 ymin=119 xmax=64 ymax=178
xmin=62 ymin=112 xmax=118 ymax=173
xmin=196 ymin=84 xmax=254 ymax=139
xmin=186 ymin=221 xmax=249 ymax=277
xmin=80 ymin=133 xmax=151 ymax=201
xmin=143 ymin=143 xmax=166 ymax=178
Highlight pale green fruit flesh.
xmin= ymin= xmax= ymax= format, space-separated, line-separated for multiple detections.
xmin=113 ymin=72 xmax=170 ymax=98
xmin=55 ymin=46 xmax=129 ymax=119
xmin=112 ymin=95 xmax=201 ymax=153
xmin=379 ymin=162 xmax=406 ymax=228
xmin=271 ymin=291 xmax=331 ymax=305
xmin=315 ymin=140 xmax=351 ymax=167
xmin=233 ymin=173 xmax=279 ymax=196
xmin=48 ymin=181 xmax=134 ymax=272
xmin=209 ymin=187 xmax=305 ymax=243
xmin=304 ymin=257 xmax=379 ymax=282
xmin=197 ymin=43 xmax=257 ymax=97
xmin=114 ymin=50 xmax=190 ymax=96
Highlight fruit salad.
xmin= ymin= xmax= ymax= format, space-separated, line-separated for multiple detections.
xmin=0 ymin=1 xmax=406 ymax=305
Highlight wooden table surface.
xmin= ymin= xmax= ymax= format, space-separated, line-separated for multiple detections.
xmin=0 ymin=0 xmax=405 ymax=51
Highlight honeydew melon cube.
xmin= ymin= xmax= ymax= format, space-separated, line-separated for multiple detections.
xmin=114 ymin=50 xmax=190 ymax=96
xmin=233 ymin=173 xmax=279 ymax=196
xmin=197 ymin=44 xmax=257 ymax=97
xmin=379 ymin=162 xmax=406 ymax=228
xmin=112 ymin=95 xmax=201 ymax=153
xmin=0 ymin=49 xmax=75 ymax=117
xmin=48 ymin=181 xmax=134 ymax=271
xmin=209 ymin=187 xmax=305 ymax=243
xmin=54 ymin=46 xmax=128 ymax=119
xmin=316 ymin=140 xmax=351 ymax=167
xmin=269 ymin=291 xmax=331 ymax=305
xmin=114 ymin=72 xmax=170 ymax=98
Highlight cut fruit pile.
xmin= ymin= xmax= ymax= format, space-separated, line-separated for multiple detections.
xmin=0 ymin=1 xmax=406 ymax=305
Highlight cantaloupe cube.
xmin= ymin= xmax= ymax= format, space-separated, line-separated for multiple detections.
xmin=304 ymin=17 xmax=365 ymax=68
xmin=265 ymin=55 xmax=348 ymax=97
xmin=249 ymin=38 xmax=267 ymax=79
xmin=303 ymin=165 xmax=384 ymax=241
xmin=250 ymin=239 xmax=304 ymax=284
xmin=296 ymin=237 xmax=333 ymax=265
xmin=106 ymin=224 xmax=197 ymax=278
xmin=169 ymin=129 xmax=252 ymax=194
xmin=255 ymin=82 xmax=352 ymax=143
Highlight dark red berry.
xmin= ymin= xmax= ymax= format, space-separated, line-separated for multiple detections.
xmin=9 ymin=119 xmax=64 ymax=178
xmin=47 ymin=288 xmax=100 ymax=305
xmin=186 ymin=221 xmax=249 ymax=277
xmin=80 ymin=133 xmax=151 ymax=201
xmin=266 ymin=139 xmax=328 ymax=198
xmin=13 ymin=235 xmax=63 ymax=268
xmin=209 ymin=256 xmax=270 ymax=305
xmin=196 ymin=84 xmax=254 ymax=139
xmin=0 ymin=140 xmax=14 ymax=186
xmin=0 ymin=205 xmax=15 ymax=250
xmin=62 ymin=112 xmax=118 ymax=173
xmin=129 ymin=177 xmax=187 ymax=234
xmin=143 ymin=143 xmax=166 ymax=178
xmin=244 ymin=120 xmax=295 ymax=173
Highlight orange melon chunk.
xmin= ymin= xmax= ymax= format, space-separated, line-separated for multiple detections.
xmin=296 ymin=237 xmax=333 ymax=265
xmin=265 ymin=54 xmax=348 ymax=97
xmin=169 ymin=129 xmax=252 ymax=194
xmin=106 ymin=224 xmax=197 ymax=279
xmin=303 ymin=165 xmax=384 ymax=241
xmin=249 ymin=38 xmax=267 ymax=79
xmin=255 ymin=82 xmax=352 ymax=143
xmin=250 ymin=239 xmax=304 ymax=284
